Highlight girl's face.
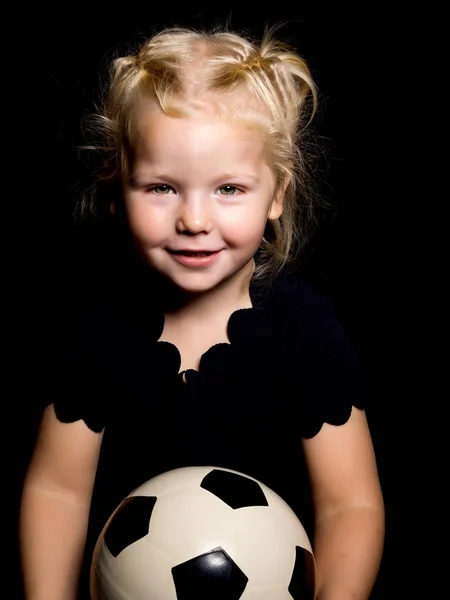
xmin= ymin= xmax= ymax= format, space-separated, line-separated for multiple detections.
xmin=122 ymin=104 xmax=283 ymax=294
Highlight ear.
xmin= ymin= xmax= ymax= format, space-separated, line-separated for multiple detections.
xmin=110 ymin=201 xmax=116 ymax=216
xmin=268 ymin=195 xmax=283 ymax=220
xmin=268 ymin=176 xmax=289 ymax=221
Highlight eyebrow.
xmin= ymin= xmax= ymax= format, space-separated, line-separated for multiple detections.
xmin=128 ymin=174 xmax=170 ymax=187
xmin=214 ymin=172 xmax=259 ymax=183
xmin=129 ymin=172 xmax=259 ymax=187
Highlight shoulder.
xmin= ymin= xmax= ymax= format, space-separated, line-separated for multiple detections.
xmin=261 ymin=267 xmax=340 ymax=333
xmin=264 ymin=268 xmax=370 ymax=437
xmin=42 ymin=233 xmax=164 ymax=433
xmin=267 ymin=268 xmax=357 ymax=356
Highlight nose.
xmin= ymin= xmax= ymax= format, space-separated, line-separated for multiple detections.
xmin=176 ymin=195 xmax=212 ymax=235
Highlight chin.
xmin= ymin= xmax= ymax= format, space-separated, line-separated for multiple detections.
xmin=144 ymin=252 xmax=254 ymax=295
xmin=166 ymin=273 xmax=225 ymax=294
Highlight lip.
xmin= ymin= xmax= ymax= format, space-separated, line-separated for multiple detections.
xmin=168 ymin=249 xmax=220 ymax=253
xmin=167 ymin=249 xmax=222 ymax=268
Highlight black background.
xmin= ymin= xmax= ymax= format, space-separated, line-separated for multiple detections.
xmin=11 ymin=5 xmax=419 ymax=598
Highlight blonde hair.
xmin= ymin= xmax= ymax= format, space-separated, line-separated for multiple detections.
xmin=80 ymin=25 xmax=324 ymax=280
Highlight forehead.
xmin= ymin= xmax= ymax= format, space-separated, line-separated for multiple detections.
xmin=129 ymin=99 xmax=270 ymax=168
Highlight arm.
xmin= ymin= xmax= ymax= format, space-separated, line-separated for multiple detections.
xmin=19 ymin=404 xmax=103 ymax=600
xmin=302 ymin=408 xmax=385 ymax=600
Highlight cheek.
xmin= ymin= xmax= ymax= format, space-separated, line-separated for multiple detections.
xmin=220 ymin=209 xmax=268 ymax=246
xmin=125 ymin=201 xmax=169 ymax=246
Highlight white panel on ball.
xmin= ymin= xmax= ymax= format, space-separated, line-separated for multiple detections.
xmin=91 ymin=466 xmax=315 ymax=600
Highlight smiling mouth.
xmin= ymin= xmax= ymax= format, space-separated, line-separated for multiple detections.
xmin=169 ymin=250 xmax=218 ymax=256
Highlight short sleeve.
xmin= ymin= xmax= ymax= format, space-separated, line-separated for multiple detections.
xmin=41 ymin=299 xmax=113 ymax=433
xmin=40 ymin=256 xmax=165 ymax=434
xmin=277 ymin=274 xmax=369 ymax=438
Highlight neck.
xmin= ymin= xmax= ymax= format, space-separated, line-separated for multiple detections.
xmin=161 ymin=260 xmax=255 ymax=320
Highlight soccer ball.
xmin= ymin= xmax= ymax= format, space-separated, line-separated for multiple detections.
xmin=91 ymin=466 xmax=315 ymax=600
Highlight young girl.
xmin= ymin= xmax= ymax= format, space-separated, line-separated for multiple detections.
xmin=19 ymin=26 xmax=384 ymax=600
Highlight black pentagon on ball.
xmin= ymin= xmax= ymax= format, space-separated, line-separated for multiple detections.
xmin=172 ymin=546 xmax=248 ymax=600
xmin=288 ymin=546 xmax=315 ymax=600
xmin=200 ymin=469 xmax=268 ymax=509
xmin=104 ymin=496 xmax=157 ymax=558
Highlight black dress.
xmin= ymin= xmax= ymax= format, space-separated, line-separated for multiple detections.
xmin=46 ymin=236 xmax=368 ymax=599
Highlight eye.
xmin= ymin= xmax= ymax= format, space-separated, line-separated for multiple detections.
xmin=146 ymin=184 xmax=173 ymax=195
xmin=218 ymin=185 xmax=240 ymax=196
